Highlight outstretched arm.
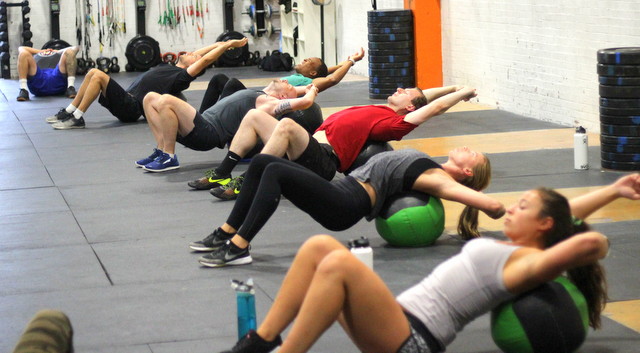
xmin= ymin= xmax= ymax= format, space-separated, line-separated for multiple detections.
xmin=258 ymin=84 xmax=319 ymax=116
xmin=312 ymin=47 xmax=365 ymax=93
xmin=187 ymin=38 xmax=248 ymax=77
xmin=193 ymin=41 xmax=224 ymax=57
xmin=19 ymin=46 xmax=55 ymax=55
xmin=422 ymin=85 xmax=460 ymax=102
xmin=413 ymin=169 xmax=505 ymax=219
xmin=503 ymin=231 xmax=609 ymax=293
xmin=404 ymin=86 xmax=477 ymax=125
xmin=570 ymin=173 xmax=640 ymax=219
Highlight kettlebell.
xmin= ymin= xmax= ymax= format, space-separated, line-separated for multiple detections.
xmin=96 ymin=56 xmax=110 ymax=73
xmin=109 ymin=56 xmax=120 ymax=73
xmin=76 ymin=58 xmax=87 ymax=75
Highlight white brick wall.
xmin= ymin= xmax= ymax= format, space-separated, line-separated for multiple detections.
xmin=441 ymin=0 xmax=640 ymax=132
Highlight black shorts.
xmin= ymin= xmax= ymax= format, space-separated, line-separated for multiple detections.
xmin=176 ymin=111 xmax=222 ymax=151
xmin=294 ymin=136 xmax=339 ymax=181
xmin=98 ymin=79 xmax=143 ymax=123
xmin=398 ymin=311 xmax=443 ymax=353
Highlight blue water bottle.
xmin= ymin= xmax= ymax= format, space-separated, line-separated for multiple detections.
xmin=232 ymin=278 xmax=257 ymax=340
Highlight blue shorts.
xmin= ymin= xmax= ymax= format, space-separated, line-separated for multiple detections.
xmin=27 ymin=65 xmax=67 ymax=96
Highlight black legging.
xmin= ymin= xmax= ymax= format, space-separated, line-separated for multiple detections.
xmin=227 ymin=154 xmax=372 ymax=242
xmin=199 ymin=73 xmax=247 ymax=113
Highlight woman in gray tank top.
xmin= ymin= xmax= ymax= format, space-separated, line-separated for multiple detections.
xmin=220 ymin=173 xmax=639 ymax=353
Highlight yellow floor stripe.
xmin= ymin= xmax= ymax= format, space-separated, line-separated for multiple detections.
xmin=391 ymin=129 xmax=601 ymax=157
xmin=441 ymin=187 xmax=640 ymax=232
xmin=186 ymin=73 xmax=368 ymax=91
xmin=604 ymin=300 xmax=640 ymax=333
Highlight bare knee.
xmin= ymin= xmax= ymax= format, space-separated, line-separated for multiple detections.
xmin=274 ymin=118 xmax=301 ymax=138
xmin=300 ymin=235 xmax=346 ymax=260
xmin=316 ymin=248 xmax=354 ymax=276
xmin=143 ymin=92 xmax=162 ymax=107
xmin=157 ymin=94 xmax=180 ymax=110
xmin=89 ymin=69 xmax=109 ymax=85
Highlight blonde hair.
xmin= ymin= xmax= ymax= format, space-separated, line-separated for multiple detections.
xmin=457 ymin=154 xmax=492 ymax=240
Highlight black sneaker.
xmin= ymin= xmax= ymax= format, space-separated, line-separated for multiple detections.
xmin=45 ymin=108 xmax=73 ymax=124
xmin=188 ymin=169 xmax=232 ymax=190
xmin=189 ymin=228 xmax=234 ymax=252
xmin=199 ymin=241 xmax=252 ymax=267
xmin=17 ymin=88 xmax=29 ymax=101
xmin=210 ymin=175 xmax=244 ymax=201
xmin=220 ymin=330 xmax=282 ymax=353
xmin=65 ymin=86 xmax=77 ymax=98
xmin=52 ymin=116 xmax=85 ymax=130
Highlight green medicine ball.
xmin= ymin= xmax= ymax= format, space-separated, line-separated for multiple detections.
xmin=375 ymin=191 xmax=445 ymax=247
xmin=491 ymin=276 xmax=589 ymax=353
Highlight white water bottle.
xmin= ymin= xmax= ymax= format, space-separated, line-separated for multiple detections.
xmin=348 ymin=237 xmax=373 ymax=270
xmin=574 ymin=126 xmax=589 ymax=170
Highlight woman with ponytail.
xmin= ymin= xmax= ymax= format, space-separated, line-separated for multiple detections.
xmin=190 ymin=147 xmax=504 ymax=267
xmin=219 ymin=173 xmax=640 ymax=353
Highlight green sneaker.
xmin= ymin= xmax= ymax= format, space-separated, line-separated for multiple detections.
xmin=210 ymin=175 xmax=243 ymax=201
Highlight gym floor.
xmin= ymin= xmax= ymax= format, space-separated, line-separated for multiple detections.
xmin=0 ymin=67 xmax=639 ymax=352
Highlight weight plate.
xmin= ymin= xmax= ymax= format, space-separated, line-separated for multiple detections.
xmin=370 ymin=82 xmax=415 ymax=89
xmin=42 ymin=39 xmax=71 ymax=50
xmin=601 ymin=151 xmax=640 ymax=162
xmin=601 ymin=159 xmax=640 ymax=171
xmin=369 ymin=62 xmax=413 ymax=69
xmin=600 ymin=134 xmax=640 ymax=145
xmin=369 ymin=48 xmax=413 ymax=56
xmin=368 ymin=21 xmax=414 ymax=29
xmin=369 ymin=68 xmax=413 ymax=76
xmin=601 ymin=123 xmax=640 ymax=137
xmin=370 ymin=76 xmax=415 ymax=85
xmin=600 ymin=106 xmax=640 ymax=116
xmin=597 ymin=47 xmax=640 ymax=65
xmin=368 ymin=9 xmax=412 ymax=17
xmin=125 ymin=35 xmax=161 ymax=70
xmin=369 ymin=41 xmax=413 ymax=50
xmin=600 ymin=114 xmax=640 ymax=125
xmin=600 ymin=97 xmax=640 ymax=108
xmin=214 ymin=30 xmax=249 ymax=67
xmin=597 ymin=64 xmax=640 ymax=77
xmin=368 ymin=33 xmax=412 ymax=42
xmin=367 ymin=16 xmax=413 ymax=24
xmin=599 ymin=85 xmax=640 ymax=98
xmin=368 ymin=26 xmax=413 ymax=35
xmin=601 ymin=143 xmax=640 ymax=153
xmin=599 ymin=76 xmax=640 ymax=86
xmin=369 ymin=55 xmax=413 ymax=63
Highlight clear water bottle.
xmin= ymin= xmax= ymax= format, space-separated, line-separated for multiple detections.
xmin=231 ymin=278 xmax=257 ymax=340
xmin=348 ymin=237 xmax=373 ymax=270
xmin=574 ymin=126 xmax=589 ymax=170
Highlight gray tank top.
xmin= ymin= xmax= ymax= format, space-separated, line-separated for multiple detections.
xmin=396 ymin=238 xmax=520 ymax=347
xmin=349 ymin=149 xmax=440 ymax=220
xmin=202 ymin=89 xmax=263 ymax=146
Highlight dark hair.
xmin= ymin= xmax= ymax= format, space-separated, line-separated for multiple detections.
xmin=410 ymin=88 xmax=428 ymax=110
xmin=457 ymin=154 xmax=492 ymax=240
xmin=535 ymin=187 xmax=608 ymax=329
xmin=314 ymin=61 xmax=328 ymax=78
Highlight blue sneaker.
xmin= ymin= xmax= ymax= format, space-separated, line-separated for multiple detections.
xmin=135 ymin=148 xmax=163 ymax=167
xmin=143 ymin=153 xmax=180 ymax=172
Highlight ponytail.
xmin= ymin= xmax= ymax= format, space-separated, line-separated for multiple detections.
xmin=536 ymin=188 xmax=608 ymax=329
xmin=457 ymin=154 xmax=492 ymax=240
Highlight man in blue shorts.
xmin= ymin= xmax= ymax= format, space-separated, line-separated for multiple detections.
xmin=16 ymin=46 xmax=79 ymax=101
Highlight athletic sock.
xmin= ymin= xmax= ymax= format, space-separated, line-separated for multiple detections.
xmin=167 ymin=153 xmax=175 ymax=158
xmin=65 ymin=104 xmax=76 ymax=114
xmin=19 ymin=79 xmax=27 ymax=90
xmin=72 ymin=109 xmax=84 ymax=119
xmin=215 ymin=151 xmax=242 ymax=176
xmin=67 ymin=76 xmax=75 ymax=87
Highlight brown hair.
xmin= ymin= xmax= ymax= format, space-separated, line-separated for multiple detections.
xmin=411 ymin=88 xmax=428 ymax=110
xmin=535 ymin=187 xmax=608 ymax=329
xmin=457 ymin=154 xmax=493 ymax=240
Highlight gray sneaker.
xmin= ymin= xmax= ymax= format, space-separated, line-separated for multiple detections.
xmin=52 ymin=116 xmax=85 ymax=130
xmin=45 ymin=108 xmax=73 ymax=124
xmin=189 ymin=228 xmax=234 ymax=252
xmin=198 ymin=242 xmax=252 ymax=268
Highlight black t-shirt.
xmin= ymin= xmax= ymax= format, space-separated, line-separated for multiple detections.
xmin=126 ymin=64 xmax=197 ymax=103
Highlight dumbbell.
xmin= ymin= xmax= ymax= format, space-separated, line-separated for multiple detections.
xmin=242 ymin=4 xmax=279 ymax=19
xmin=96 ymin=56 xmax=110 ymax=73
xmin=245 ymin=22 xmax=280 ymax=37
xmin=109 ymin=56 xmax=120 ymax=73
xmin=22 ymin=29 xmax=32 ymax=40
xmin=22 ymin=4 xmax=29 ymax=15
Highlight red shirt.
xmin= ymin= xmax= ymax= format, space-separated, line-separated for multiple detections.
xmin=316 ymin=105 xmax=418 ymax=172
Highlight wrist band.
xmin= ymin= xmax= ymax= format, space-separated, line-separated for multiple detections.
xmin=348 ymin=59 xmax=356 ymax=65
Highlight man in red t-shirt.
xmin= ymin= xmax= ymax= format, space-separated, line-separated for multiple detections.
xmin=193 ymin=85 xmax=477 ymax=200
